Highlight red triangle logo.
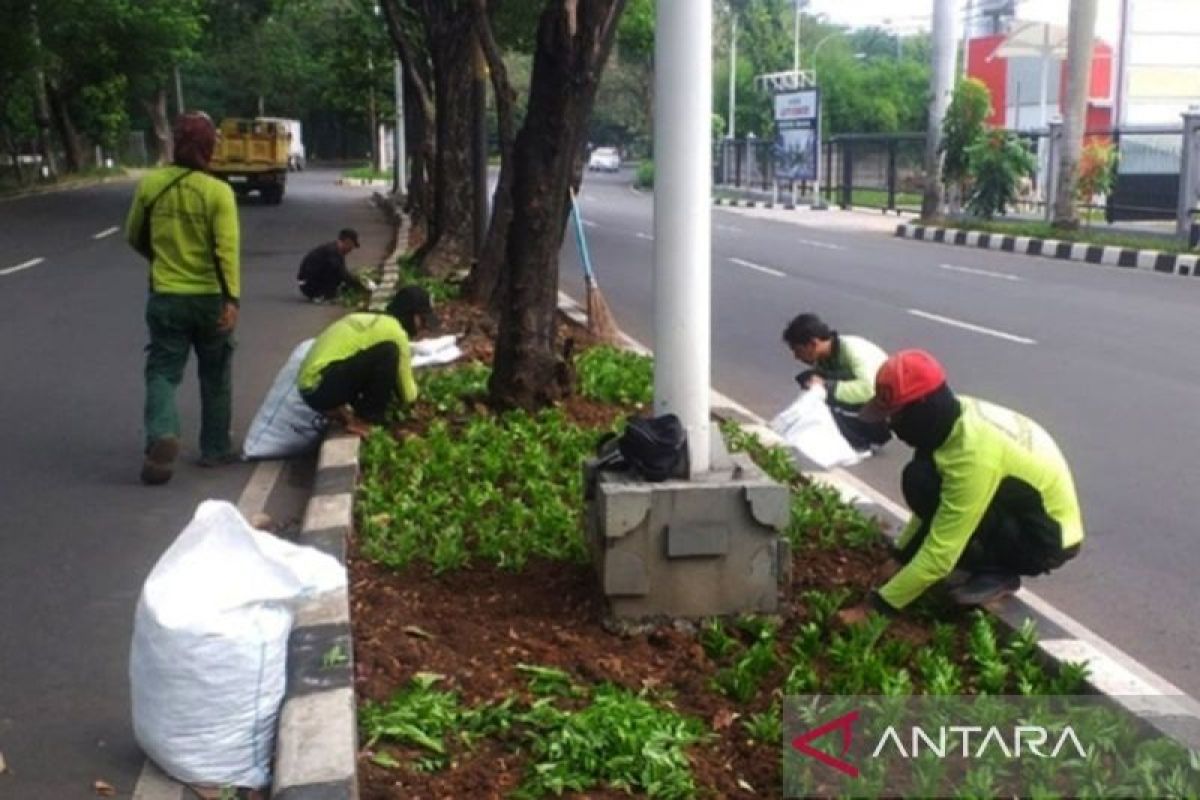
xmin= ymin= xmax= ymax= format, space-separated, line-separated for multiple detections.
xmin=791 ymin=709 xmax=860 ymax=778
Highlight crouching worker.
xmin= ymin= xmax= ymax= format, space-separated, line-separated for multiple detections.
xmin=297 ymin=286 xmax=438 ymax=436
xmin=838 ymin=350 xmax=1084 ymax=624
xmin=782 ymin=312 xmax=891 ymax=452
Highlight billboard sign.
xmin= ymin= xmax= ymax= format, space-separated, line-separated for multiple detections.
xmin=774 ymin=89 xmax=820 ymax=183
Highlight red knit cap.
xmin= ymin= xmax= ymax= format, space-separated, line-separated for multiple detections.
xmin=173 ymin=112 xmax=216 ymax=170
xmin=861 ymin=349 xmax=947 ymax=421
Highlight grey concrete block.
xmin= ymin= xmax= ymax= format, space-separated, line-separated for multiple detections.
xmin=603 ymin=550 xmax=650 ymax=596
xmin=313 ymin=464 xmax=356 ymax=497
xmin=274 ymin=780 xmax=356 ymax=800
xmin=666 ymin=523 xmax=730 ymax=558
xmin=746 ymin=483 xmax=790 ymax=529
xmin=287 ymin=623 xmax=354 ymax=697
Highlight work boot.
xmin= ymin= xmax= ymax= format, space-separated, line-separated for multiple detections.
xmin=950 ymin=573 xmax=1021 ymax=606
xmin=141 ymin=436 xmax=180 ymax=486
xmin=197 ymin=451 xmax=241 ymax=468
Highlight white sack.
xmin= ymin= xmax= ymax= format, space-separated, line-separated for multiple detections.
xmin=130 ymin=500 xmax=346 ymax=789
xmin=769 ymin=385 xmax=866 ymax=469
xmin=242 ymin=339 xmax=328 ymax=460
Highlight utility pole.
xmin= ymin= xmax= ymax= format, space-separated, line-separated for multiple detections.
xmin=393 ymin=58 xmax=407 ymax=196
xmin=471 ymin=34 xmax=488 ymax=265
xmin=921 ymin=0 xmax=956 ymax=219
xmin=173 ymin=65 xmax=186 ymax=115
xmin=1114 ymin=0 xmax=1133 ymax=128
xmin=655 ymin=0 xmax=712 ymax=475
xmin=961 ymin=0 xmax=973 ymax=78
xmin=29 ymin=1 xmax=57 ymax=179
xmin=1053 ymin=0 xmax=1098 ymax=228
xmin=728 ymin=11 xmax=737 ymax=140
xmin=793 ymin=0 xmax=802 ymax=73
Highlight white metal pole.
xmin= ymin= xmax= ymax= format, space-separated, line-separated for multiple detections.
xmin=793 ymin=0 xmax=801 ymax=73
xmin=655 ymin=0 xmax=712 ymax=475
xmin=921 ymin=0 xmax=956 ymax=218
xmin=728 ymin=12 xmax=737 ymax=140
xmin=394 ymin=57 xmax=407 ymax=193
xmin=961 ymin=0 xmax=973 ymax=78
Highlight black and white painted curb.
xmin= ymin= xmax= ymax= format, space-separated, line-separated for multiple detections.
xmin=712 ymin=195 xmax=899 ymax=215
xmin=558 ymin=290 xmax=1200 ymax=751
xmin=897 ymin=221 xmax=1200 ymax=278
xmin=269 ymin=222 xmax=405 ymax=800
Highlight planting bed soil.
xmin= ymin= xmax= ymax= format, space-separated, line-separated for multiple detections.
xmin=348 ymin=289 xmax=1196 ymax=799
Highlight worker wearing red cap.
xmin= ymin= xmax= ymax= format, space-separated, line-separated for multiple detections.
xmin=125 ymin=111 xmax=241 ymax=485
xmin=837 ymin=349 xmax=1084 ymax=623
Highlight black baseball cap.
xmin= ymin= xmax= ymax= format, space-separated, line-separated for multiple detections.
xmin=386 ymin=285 xmax=440 ymax=335
xmin=338 ymin=228 xmax=360 ymax=247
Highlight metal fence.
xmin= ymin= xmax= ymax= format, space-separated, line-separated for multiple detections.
xmin=715 ymin=119 xmax=1200 ymax=241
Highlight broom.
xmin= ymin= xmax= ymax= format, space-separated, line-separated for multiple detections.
xmin=569 ymin=187 xmax=621 ymax=345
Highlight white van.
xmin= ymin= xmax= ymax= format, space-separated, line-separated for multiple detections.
xmin=257 ymin=117 xmax=305 ymax=171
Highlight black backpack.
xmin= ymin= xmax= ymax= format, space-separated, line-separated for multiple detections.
xmin=596 ymin=414 xmax=689 ymax=482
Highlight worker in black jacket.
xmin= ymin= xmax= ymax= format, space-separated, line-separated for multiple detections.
xmin=296 ymin=228 xmax=375 ymax=301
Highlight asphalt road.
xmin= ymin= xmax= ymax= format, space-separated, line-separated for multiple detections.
xmin=0 ymin=170 xmax=391 ymax=799
xmin=566 ymin=168 xmax=1200 ymax=698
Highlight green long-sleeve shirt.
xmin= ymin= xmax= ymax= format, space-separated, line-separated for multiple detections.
xmin=298 ymin=313 xmax=418 ymax=404
xmin=125 ymin=166 xmax=241 ymax=299
xmin=879 ymin=397 xmax=1085 ymax=609
xmin=815 ymin=334 xmax=888 ymax=406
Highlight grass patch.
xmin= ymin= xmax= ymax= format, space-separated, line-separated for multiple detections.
xmin=635 ymin=160 xmax=654 ymax=189
xmin=343 ymin=163 xmax=393 ymax=181
xmin=931 ymin=217 xmax=1194 ymax=254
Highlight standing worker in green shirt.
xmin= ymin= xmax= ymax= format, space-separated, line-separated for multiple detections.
xmin=126 ymin=112 xmax=241 ymax=485
xmin=297 ymin=286 xmax=438 ymax=436
xmin=782 ymin=312 xmax=891 ymax=452
xmin=837 ymin=350 xmax=1085 ymax=624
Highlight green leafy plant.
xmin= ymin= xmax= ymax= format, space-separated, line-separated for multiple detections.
xmin=699 ymin=618 xmax=740 ymax=661
xmin=713 ymin=633 xmax=778 ymax=703
xmin=965 ymin=129 xmax=1037 ymax=219
xmin=742 ymin=703 xmax=782 ymax=744
xmin=576 ymin=346 xmax=653 ymax=406
xmin=360 ymin=672 xmax=461 ymax=757
xmin=940 ymin=78 xmax=992 ymax=200
xmin=321 ymin=643 xmax=349 ymax=669
xmin=635 ymin=160 xmax=654 ymax=189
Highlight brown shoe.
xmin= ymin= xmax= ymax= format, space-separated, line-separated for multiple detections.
xmin=141 ymin=436 xmax=180 ymax=485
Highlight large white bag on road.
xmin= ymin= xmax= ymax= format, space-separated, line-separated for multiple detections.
xmin=242 ymin=339 xmax=327 ymax=460
xmin=770 ymin=386 xmax=865 ymax=469
xmin=130 ymin=500 xmax=346 ymax=789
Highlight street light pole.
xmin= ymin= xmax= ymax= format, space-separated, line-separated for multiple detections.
xmin=810 ymin=32 xmax=840 ymax=210
xmin=793 ymin=0 xmax=802 ymax=73
xmin=728 ymin=12 xmax=737 ymax=140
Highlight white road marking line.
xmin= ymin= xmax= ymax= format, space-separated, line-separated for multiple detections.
xmin=635 ymin=232 xmax=653 ymax=240
xmin=907 ymin=308 xmax=1036 ymax=345
xmin=93 ymin=226 xmax=119 ymax=239
xmin=938 ymin=263 xmax=1021 ymax=281
xmin=795 ymin=238 xmax=845 ymax=251
xmin=730 ymin=257 xmax=785 ymax=278
xmin=237 ymin=459 xmax=285 ymax=516
xmin=0 ymin=257 xmax=44 ymax=276
xmin=131 ymin=759 xmax=184 ymax=800
xmin=714 ymin=223 xmax=741 ymax=233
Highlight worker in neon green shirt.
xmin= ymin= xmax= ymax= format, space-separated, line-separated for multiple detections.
xmin=782 ymin=312 xmax=891 ymax=451
xmin=837 ymin=350 xmax=1084 ymax=623
xmin=298 ymin=287 xmax=438 ymax=436
xmin=126 ymin=112 xmax=241 ymax=485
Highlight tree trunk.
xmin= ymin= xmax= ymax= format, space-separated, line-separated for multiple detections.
xmin=143 ymin=88 xmax=172 ymax=164
xmin=489 ymin=0 xmax=627 ymax=411
xmin=1053 ymin=0 xmax=1099 ymax=230
xmin=464 ymin=0 xmax=518 ymax=309
xmin=47 ymin=80 xmax=84 ymax=172
xmin=418 ymin=7 xmax=476 ymax=278
xmin=1 ymin=125 xmax=26 ymax=186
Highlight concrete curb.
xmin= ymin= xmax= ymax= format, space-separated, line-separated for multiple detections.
xmin=269 ymin=213 xmax=407 ymax=800
xmin=557 ymin=290 xmax=1200 ymax=751
xmin=713 ymin=195 xmax=907 ymax=216
xmin=896 ymin=221 xmax=1200 ymax=278
xmin=0 ymin=172 xmax=137 ymax=203
xmin=337 ymin=177 xmax=391 ymax=188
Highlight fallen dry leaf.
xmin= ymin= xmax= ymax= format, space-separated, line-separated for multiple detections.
xmin=711 ymin=708 xmax=740 ymax=731
xmin=0 ymin=750 xmax=6 ymax=774
xmin=93 ymin=779 xmax=116 ymax=796
xmin=403 ymin=625 xmax=434 ymax=640
xmin=737 ymin=777 xmax=756 ymax=793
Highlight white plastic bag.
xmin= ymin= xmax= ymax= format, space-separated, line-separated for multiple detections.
xmin=243 ymin=339 xmax=328 ymax=460
xmin=411 ymin=334 xmax=463 ymax=369
xmin=769 ymin=386 xmax=865 ymax=469
xmin=130 ymin=500 xmax=346 ymax=789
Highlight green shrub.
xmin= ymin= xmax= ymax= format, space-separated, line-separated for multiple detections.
xmin=635 ymin=160 xmax=654 ymax=189
xmin=576 ymin=346 xmax=653 ymax=406
xmin=965 ymin=130 xmax=1036 ymax=219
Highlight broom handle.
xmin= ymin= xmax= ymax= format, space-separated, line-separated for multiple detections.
xmin=569 ymin=187 xmax=598 ymax=286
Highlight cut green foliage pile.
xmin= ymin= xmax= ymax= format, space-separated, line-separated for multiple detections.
xmin=397 ymin=256 xmax=460 ymax=303
xmin=575 ymin=345 xmax=652 ymax=406
xmin=361 ymin=670 xmax=704 ymax=798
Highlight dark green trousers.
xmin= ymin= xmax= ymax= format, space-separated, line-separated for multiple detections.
xmin=144 ymin=293 xmax=234 ymax=458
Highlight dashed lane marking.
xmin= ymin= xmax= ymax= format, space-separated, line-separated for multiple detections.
xmin=730 ymin=257 xmax=785 ymax=278
xmin=0 ymin=257 xmax=44 ymax=276
xmin=907 ymin=308 xmax=1036 ymax=345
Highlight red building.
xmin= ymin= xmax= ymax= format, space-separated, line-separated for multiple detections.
xmin=966 ymin=31 xmax=1113 ymax=133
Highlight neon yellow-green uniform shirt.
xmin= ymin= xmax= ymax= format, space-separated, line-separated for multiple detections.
xmin=298 ymin=313 xmax=418 ymax=404
xmin=816 ymin=334 xmax=888 ymax=406
xmin=879 ymin=397 xmax=1085 ymax=609
xmin=125 ymin=166 xmax=241 ymax=299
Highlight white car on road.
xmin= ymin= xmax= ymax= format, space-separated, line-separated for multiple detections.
xmin=588 ymin=147 xmax=621 ymax=172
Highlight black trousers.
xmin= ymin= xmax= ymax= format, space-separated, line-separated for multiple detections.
xmin=299 ymin=341 xmax=399 ymax=424
xmin=300 ymin=277 xmax=341 ymax=301
xmin=896 ymin=454 xmax=1079 ymax=576
xmin=830 ymin=404 xmax=892 ymax=451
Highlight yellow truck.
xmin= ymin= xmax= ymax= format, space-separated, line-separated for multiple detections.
xmin=209 ymin=117 xmax=290 ymax=204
